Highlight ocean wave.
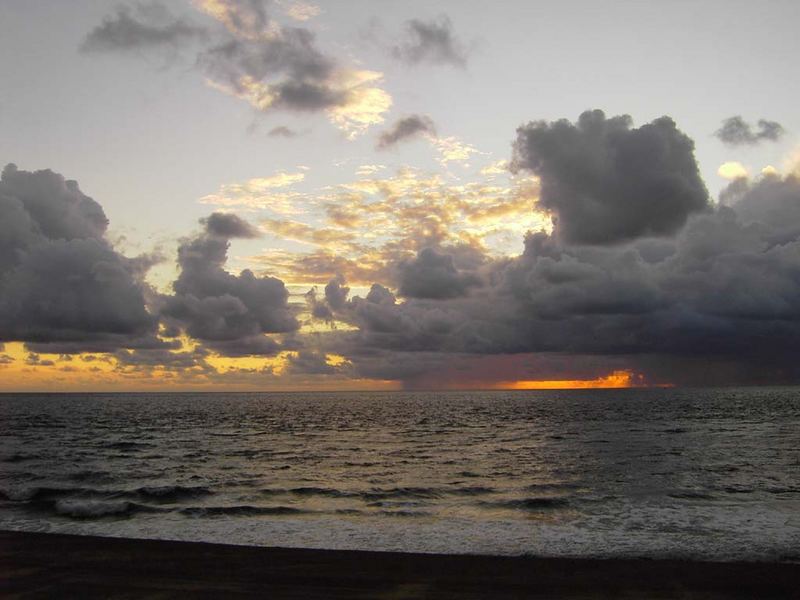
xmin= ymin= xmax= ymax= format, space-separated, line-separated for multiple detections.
xmin=0 ymin=484 xmax=213 ymax=505
xmin=0 ymin=486 xmax=90 ymax=503
xmin=101 ymin=441 xmax=155 ymax=451
xmin=377 ymin=510 xmax=432 ymax=518
xmin=179 ymin=505 xmax=306 ymax=517
xmin=2 ymin=453 xmax=39 ymax=463
xmin=135 ymin=485 xmax=213 ymax=502
xmin=668 ymin=491 xmax=716 ymax=500
xmin=478 ymin=497 xmax=570 ymax=511
xmin=54 ymin=499 xmax=162 ymax=519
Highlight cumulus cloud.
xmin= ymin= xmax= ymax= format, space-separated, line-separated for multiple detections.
xmin=717 ymin=161 xmax=749 ymax=180
xmin=161 ymin=212 xmax=298 ymax=356
xmin=391 ymin=16 xmax=468 ymax=67
xmin=80 ymin=2 xmax=206 ymax=53
xmin=512 ymin=110 xmax=709 ymax=245
xmin=715 ymin=116 xmax=785 ymax=146
xmin=299 ymin=114 xmax=800 ymax=387
xmin=397 ymin=247 xmax=482 ymax=299
xmin=376 ymin=114 xmax=436 ymax=149
xmin=0 ymin=164 xmax=161 ymax=353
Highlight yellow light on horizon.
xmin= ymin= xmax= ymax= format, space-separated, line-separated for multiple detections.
xmin=501 ymin=370 xmax=644 ymax=390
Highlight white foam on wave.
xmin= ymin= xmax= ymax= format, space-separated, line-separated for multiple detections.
xmin=54 ymin=499 xmax=133 ymax=518
xmin=2 ymin=497 xmax=799 ymax=561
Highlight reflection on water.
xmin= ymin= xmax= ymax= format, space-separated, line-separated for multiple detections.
xmin=1 ymin=388 xmax=799 ymax=559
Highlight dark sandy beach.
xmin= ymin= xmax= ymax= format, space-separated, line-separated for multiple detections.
xmin=1 ymin=530 xmax=798 ymax=599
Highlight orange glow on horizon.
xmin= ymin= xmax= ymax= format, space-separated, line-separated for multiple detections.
xmin=499 ymin=370 xmax=650 ymax=390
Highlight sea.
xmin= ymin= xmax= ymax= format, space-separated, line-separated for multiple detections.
xmin=1 ymin=388 xmax=798 ymax=561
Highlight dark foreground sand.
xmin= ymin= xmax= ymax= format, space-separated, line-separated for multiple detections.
xmin=1 ymin=530 xmax=799 ymax=599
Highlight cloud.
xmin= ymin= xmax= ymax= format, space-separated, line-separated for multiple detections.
xmin=246 ymin=167 xmax=543 ymax=285
xmin=717 ymin=161 xmax=749 ymax=180
xmin=0 ymin=164 xmax=161 ymax=352
xmin=193 ymin=0 xmax=272 ymax=41
xmin=268 ymin=125 xmax=300 ymax=138
xmin=285 ymin=349 xmax=338 ymax=375
xmin=377 ymin=115 xmax=437 ymax=150
xmin=198 ymin=171 xmax=308 ymax=212
xmin=280 ymin=1 xmax=321 ymax=22
xmin=80 ymin=2 xmax=206 ymax=53
xmin=431 ymin=136 xmax=479 ymax=165
xmin=161 ymin=212 xmax=299 ymax=356
xmin=300 ymin=116 xmax=800 ymax=387
xmin=84 ymin=1 xmax=391 ymax=136
xmin=202 ymin=212 xmax=261 ymax=238
xmin=397 ymin=247 xmax=482 ymax=299
xmin=715 ymin=116 xmax=785 ymax=146
xmin=512 ymin=110 xmax=709 ymax=245
xmin=391 ymin=16 xmax=468 ymax=67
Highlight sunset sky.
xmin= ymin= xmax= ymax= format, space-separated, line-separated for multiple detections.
xmin=1 ymin=0 xmax=800 ymax=390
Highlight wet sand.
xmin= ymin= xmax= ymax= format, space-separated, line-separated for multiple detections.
xmin=1 ymin=530 xmax=798 ymax=598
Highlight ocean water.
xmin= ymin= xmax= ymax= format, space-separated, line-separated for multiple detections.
xmin=1 ymin=388 xmax=798 ymax=561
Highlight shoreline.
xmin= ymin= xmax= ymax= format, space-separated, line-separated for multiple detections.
xmin=1 ymin=530 xmax=799 ymax=598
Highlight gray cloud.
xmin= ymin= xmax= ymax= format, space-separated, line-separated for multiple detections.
xmin=391 ymin=16 xmax=468 ymax=67
xmin=285 ymin=349 xmax=338 ymax=375
xmin=82 ymin=1 xmax=370 ymax=119
xmin=199 ymin=28 xmax=344 ymax=112
xmin=512 ymin=110 xmax=709 ymax=245
xmin=397 ymin=247 xmax=482 ymax=299
xmin=80 ymin=2 xmax=206 ymax=53
xmin=315 ymin=131 xmax=800 ymax=386
xmin=161 ymin=212 xmax=298 ymax=356
xmin=268 ymin=125 xmax=300 ymax=138
xmin=377 ymin=115 xmax=436 ymax=150
xmin=0 ymin=164 xmax=161 ymax=352
xmin=202 ymin=212 xmax=261 ymax=238
xmin=715 ymin=116 xmax=785 ymax=146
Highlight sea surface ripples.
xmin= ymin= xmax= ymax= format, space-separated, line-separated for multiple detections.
xmin=0 ymin=388 xmax=798 ymax=560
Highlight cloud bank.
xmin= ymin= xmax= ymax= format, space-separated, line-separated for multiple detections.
xmin=5 ymin=109 xmax=800 ymax=387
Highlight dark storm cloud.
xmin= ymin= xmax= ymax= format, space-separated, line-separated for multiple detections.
xmin=304 ymin=275 xmax=350 ymax=322
xmin=715 ymin=116 xmax=785 ymax=146
xmin=722 ymin=172 xmax=800 ymax=245
xmin=391 ymin=16 xmax=468 ymax=67
xmin=80 ymin=2 xmax=206 ymax=53
xmin=397 ymin=247 xmax=482 ymax=299
xmin=324 ymin=276 xmax=350 ymax=311
xmin=316 ymin=116 xmax=800 ymax=386
xmin=376 ymin=115 xmax=436 ymax=150
xmin=0 ymin=164 xmax=161 ymax=352
xmin=512 ymin=110 xmax=709 ymax=245
xmin=161 ymin=213 xmax=298 ymax=355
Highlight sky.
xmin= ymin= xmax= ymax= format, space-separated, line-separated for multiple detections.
xmin=1 ymin=0 xmax=800 ymax=391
